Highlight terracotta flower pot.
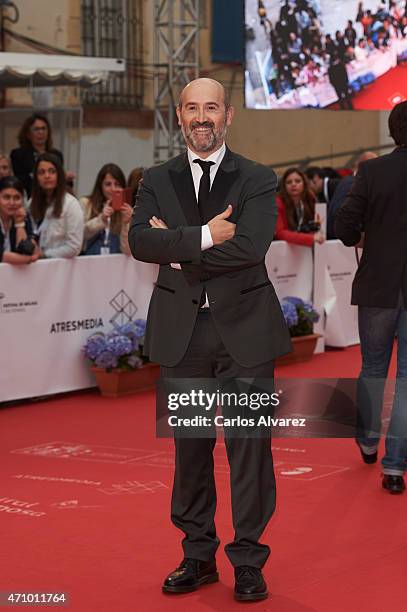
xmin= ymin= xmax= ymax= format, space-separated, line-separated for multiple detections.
xmin=91 ymin=362 xmax=160 ymax=397
xmin=276 ymin=334 xmax=321 ymax=366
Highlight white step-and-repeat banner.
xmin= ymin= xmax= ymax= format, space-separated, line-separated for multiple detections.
xmin=314 ymin=240 xmax=359 ymax=348
xmin=266 ymin=241 xmax=312 ymax=303
xmin=0 ymin=255 xmax=157 ymax=402
xmin=1 ymin=240 xmax=357 ymax=401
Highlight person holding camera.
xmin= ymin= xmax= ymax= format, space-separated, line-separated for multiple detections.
xmin=275 ymin=167 xmax=325 ymax=246
xmin=0 ymin=176 xmax=40 ymax=264
xmin=29 ymin=153 xmax=83 ymax=259
xmin=80 ymin=163 xmax=132 ymax=256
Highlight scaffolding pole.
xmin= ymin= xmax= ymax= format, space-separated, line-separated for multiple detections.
xmin=153 ymin=0 xmax=200 ymax=164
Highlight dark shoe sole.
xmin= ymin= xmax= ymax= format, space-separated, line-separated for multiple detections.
xmin=382 ymin=484 xmax=405 ymax=495
xmin=234 ymin=590 xmax=268 ymax=602
xmin=162 ymin=572 xmax=219 ymax=594
xmin=356 ymin=442 xmax=377 ymax=464
xmin=361 ymin=452 xmax=378 ymax=465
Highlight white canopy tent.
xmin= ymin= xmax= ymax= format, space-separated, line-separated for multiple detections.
xmin=0 ymin=52 xmax=125 ymax=88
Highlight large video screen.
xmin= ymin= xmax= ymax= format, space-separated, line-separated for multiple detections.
xmin=245 ymin=1 xmax=407 ymax=110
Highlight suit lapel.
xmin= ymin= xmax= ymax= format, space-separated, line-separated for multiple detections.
xmin=204 ymin=148 xmax=240 ymax=223
xmin=168 ymin=146 xmax=240 ymax=226
xmin=169 ymin=154 xmax=201 ymax=226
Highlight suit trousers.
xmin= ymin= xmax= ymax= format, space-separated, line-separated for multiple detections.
xmin=160 ymin=310 xmax=276 ymax=568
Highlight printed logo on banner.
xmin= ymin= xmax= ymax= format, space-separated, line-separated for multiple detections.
xmin=109 ymin=290 xmax=138 ymax=327
xmin=49 ymin=318 xmax=104 ymax=334
xmin=269 ymin=266 xmax=298 ymax=284
xmin=0 ymin=292 xmax=38 ymax=315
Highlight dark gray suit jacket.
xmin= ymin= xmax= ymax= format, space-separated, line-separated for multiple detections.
xmin=335 ymin=147 xmax=407 ymax=308
xmin=128 ymin=147 xmax=291 ymax=367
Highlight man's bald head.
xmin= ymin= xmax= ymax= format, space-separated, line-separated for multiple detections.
xmin=178 ymin=78 xmax=230 ymax=110
xmin=354 ymin=151 xmax=378 ymax=173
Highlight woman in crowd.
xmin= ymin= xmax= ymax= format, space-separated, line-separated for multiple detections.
xmin=275 ymin=167 xmax=325 ymax=246
xmin=29 ymin=153 xmax=83 ymax=258
xmin=0 ymin=176 xmax=40 ymax=265
xmin=80 ymin=163 xmax=132 ymax=255
xmin=10 ymin=114 xmax=64 ymax=197
xmin=0 ymin=153 xmax=12 ymax=179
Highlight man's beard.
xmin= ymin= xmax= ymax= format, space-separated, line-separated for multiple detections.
xmin=182 ymin=120 xmax=227 ymax=153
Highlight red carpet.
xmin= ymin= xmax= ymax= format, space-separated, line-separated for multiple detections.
xmin=0 ymin=345 xmax=405 ymax=612
xmin=352 ymin=65 xmax=407 ymax=110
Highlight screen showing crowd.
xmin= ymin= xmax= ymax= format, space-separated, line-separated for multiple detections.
xmin=245 ymin=0 xmax=407 ymax=110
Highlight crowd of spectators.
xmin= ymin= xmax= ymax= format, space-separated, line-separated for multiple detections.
xmin=0 ymin=112 xmax=382 ymax=266
xmin=259 ymin=0 xmax=407 ymax=107
xmin=0 ymin=113 xmax=143 ymax=266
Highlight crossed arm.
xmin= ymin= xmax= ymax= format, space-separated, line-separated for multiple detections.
xmin=128 ymin=167 xmax=278 ymax=285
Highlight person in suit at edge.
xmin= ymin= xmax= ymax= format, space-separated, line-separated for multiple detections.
xmin=335 ymin=100 xmax=407 ymax=495
xmin=326 ymin=151 xmax=377 ymax=240
xmin=128 ymin=77 xmax=291 ymax=602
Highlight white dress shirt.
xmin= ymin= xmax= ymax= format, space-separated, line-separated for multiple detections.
xmin=170 ymin=142 xmax=226 ymax=308
xmin=188 ymin=141 xmax=226 ymax=250
xmin=171 ymin=141 xmax=226 ymax=266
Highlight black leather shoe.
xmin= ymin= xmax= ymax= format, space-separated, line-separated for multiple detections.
xmin=162 ymin=558 xmax=218 ymax=594
xmin=356 ymin=441 xmax=377 ymax=464
xmin=382 ymin=474 xmax=405 ymax=494
xmin=234 ymin=566 xmax=268 ymax=601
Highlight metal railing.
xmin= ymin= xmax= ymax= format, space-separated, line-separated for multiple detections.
xmin=269 ymin=143 xmax=395 ymax=171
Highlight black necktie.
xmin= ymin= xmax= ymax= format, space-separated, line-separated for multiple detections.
xmin=193 ymin=159 xmax=215 ymax=308
xmin=193 ymin=159 xmax=215 ymax=223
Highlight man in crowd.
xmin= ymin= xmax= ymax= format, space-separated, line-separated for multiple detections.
xmin=327 ymin=151 xmax=377 ymax=240
xmin=129 ymin=77 xmax=291 ymax=601
xmin=335 ymin=100 xmax=407 ymax=494
xmin=305 ymin=166 xmax=340 ymax=204
xmin=328 ymin=51 xmax=354 ymax=110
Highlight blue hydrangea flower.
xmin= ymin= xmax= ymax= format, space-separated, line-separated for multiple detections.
xmin=117 ymin=319 xmax=146 ymax=340
xmin=83 ymin=319 xmax=147 ymax=370
xmin=106 ymin=335 xmax=133 ymax=357
xmin=83 ymin=334 xmax=107 ymax=360
xmin=95 ymin=350 xmax=118 ymax=369
xmin=284 ymin=296 xmax=304 ymax=307
xmin=281 ymin=300 xmax=298 ymax=327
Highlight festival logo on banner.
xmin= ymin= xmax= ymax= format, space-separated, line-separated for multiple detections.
xmin=48 ymin=289 xmax=138 ymax=334
xmin=0 ymin=291 xmax=38 ymax=315
xmin=271 ymin=266 xmax=298 ymax=287
xmin=109 ymin=289 xmax=138 ymax=328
